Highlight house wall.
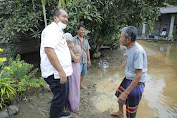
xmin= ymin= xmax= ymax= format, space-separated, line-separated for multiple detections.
xmin=138 ymin=14 xmax=176 ymax=39
xmin=159 ymin=14 xmax=171 ymax=35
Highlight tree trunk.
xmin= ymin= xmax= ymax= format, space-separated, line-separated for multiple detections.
xmin=95 ymin=41 xmax=104 ymax=52
xmin=42 ymin=5 xmax=47 ymax=27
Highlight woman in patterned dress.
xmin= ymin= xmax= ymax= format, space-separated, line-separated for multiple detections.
xmin=64 ymin=33 xmax=82 ymax=112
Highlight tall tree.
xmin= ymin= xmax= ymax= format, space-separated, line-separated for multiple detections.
xmin=0 ymin=0 xmax=43 ymax=43
xmin=64 ymin=0 xmax=166 ymax=53
xmin=0 ymin=0 xmax=172 ymax=57
xmin=88 ymin=0 xmax=166 ymax=52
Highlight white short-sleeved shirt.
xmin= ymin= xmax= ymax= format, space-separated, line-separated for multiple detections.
xmin=125 ymin=42 xmax=147 ymax=82
xmin=40 ymin=22 xmax=73 ymax=79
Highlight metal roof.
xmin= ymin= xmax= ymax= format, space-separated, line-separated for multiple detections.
xmin=160 ymin=5 xmax=177 ymax=14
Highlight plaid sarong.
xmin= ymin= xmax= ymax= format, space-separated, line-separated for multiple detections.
xmin=115 ymin=77 xmax=145 ymax=118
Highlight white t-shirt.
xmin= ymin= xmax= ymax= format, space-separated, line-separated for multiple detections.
xmin=40 ymin=22 xmax=73 ymax=79
xmin=125 ymin=42 xmax=147 ymax=82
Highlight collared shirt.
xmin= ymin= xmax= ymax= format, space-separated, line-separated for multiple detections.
xmin=40 ymin=22 xmax=73 ymax=79
xmin=73 ymin=35 xmax=90 ymax=64
xmin=125 ymin=42 xmax=147 ymax=82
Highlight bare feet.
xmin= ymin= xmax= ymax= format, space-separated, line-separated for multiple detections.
xmin=110 ymin=111 xmax=124 ymax=118
xmin=74 ymin=107 xmax=79 ymax=112
xmin=80 ymin=85 xmax=88 ymax=90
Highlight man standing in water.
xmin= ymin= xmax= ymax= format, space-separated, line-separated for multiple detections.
xmin=73 ymin=24 xmax=91 ymax=90
xmin=40 ymin=8 xmax=72 ymax=118
xmin=110 ymin=26 xmax=147 ymax=118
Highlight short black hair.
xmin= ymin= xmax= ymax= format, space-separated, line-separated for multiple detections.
xmin=52 ymin=8 xmax=64 ymax=20
xmin=77 ymin=24 xmax=86 ymax=30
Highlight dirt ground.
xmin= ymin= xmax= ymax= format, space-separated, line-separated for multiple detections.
xmin=11 ymin=46 xmax=128 ymax=118
xmin=10 ymin=40 xmax=176 ymax=118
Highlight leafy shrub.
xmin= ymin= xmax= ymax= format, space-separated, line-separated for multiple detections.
xmin=0 ymin=48 xmax=45 ymax=109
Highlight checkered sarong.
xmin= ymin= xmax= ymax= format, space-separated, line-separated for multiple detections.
xmin=115 ymin=77 xmax=145 ymax=118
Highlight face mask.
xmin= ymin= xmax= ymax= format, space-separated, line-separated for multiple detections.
xmin=57 ymin=22 xmax=67 ymax=30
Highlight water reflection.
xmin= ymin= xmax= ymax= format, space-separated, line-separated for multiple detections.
xmin=160 ymin=47 xmax=164 ymax=52
xmin=89 ymin=40 xmax=177 ymax=118
xmin=165 ymin=44 xmax=171 ymax=62
xmin=133 ymin=41 xmax=177 ymax=118
xmin=143 ymin=74 xmax=166 ymax=117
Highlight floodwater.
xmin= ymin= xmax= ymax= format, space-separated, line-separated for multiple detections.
xmin=10 ymin=40 xmax=177 ymax=118
xmin=89 ymin=40 xmax=177 ymax=118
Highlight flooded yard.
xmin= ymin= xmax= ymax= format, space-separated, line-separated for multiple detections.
xmin=11 ymin=40 xmax=177 ymax=118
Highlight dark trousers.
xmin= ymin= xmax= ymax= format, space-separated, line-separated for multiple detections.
xmin=44 ymin=75 xmax=67 ymax=118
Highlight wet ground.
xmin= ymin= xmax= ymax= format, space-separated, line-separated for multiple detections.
xmin=11 ymin=40 xmax=177 ymax=118
xmin=11 ymin=46 xmax=126 ymax=118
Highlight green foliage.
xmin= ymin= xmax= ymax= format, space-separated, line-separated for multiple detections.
xmin=65 ymin=0 xmax=102 ymax=35
xmin=0 ymin=0 xmax=172 ymax=54
xmin=0 ymin=49 xmax=45 ymax=109
xmin=0 ymin=0 xmax=43 ymax=43
xmin=41 ymin=0 xmax=46 ymax=6
xmin=165 ymin=0 xmax=177 ymax=5
xmin=58 ymin=0 xmax=72 ymax=8
xmin=63 ymin=0 xmax=104 ymax=52
xmin=0 ymin=78 xmax=16 ymax=108
xmin=0 ymin=0 xmax=76 ymax=43
xmin=63 ymin=0 xmax=165 ymax=52
xmin=86 ymin=0 xmax=164 ymax=51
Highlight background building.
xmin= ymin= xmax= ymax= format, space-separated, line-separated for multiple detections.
xmin=139 ymin=4 xmax=177 ymax=40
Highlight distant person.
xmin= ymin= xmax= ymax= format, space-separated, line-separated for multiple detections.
xmin=110 ymin=26 xmax=147 ymax=118
xmin=40 ymin=8 xmax=72 ymax=118
xmin=73 ymin=24 xmax=91 ymax=90
xmin=161 ymin=24 xmax=167 ymax=38
xmin=64 ymin=33 xmax=82 ymax=112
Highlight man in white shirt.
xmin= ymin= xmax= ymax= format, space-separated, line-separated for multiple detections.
xmin=40 ymin=8 xmax=72 ymax=118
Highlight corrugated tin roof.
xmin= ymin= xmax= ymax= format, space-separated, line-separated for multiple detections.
xmin=160 ymin=5 xmax=177 ymax=14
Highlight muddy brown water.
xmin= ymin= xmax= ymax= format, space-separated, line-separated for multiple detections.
xmin=11 ymin=40 xmax=177 ymax=118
